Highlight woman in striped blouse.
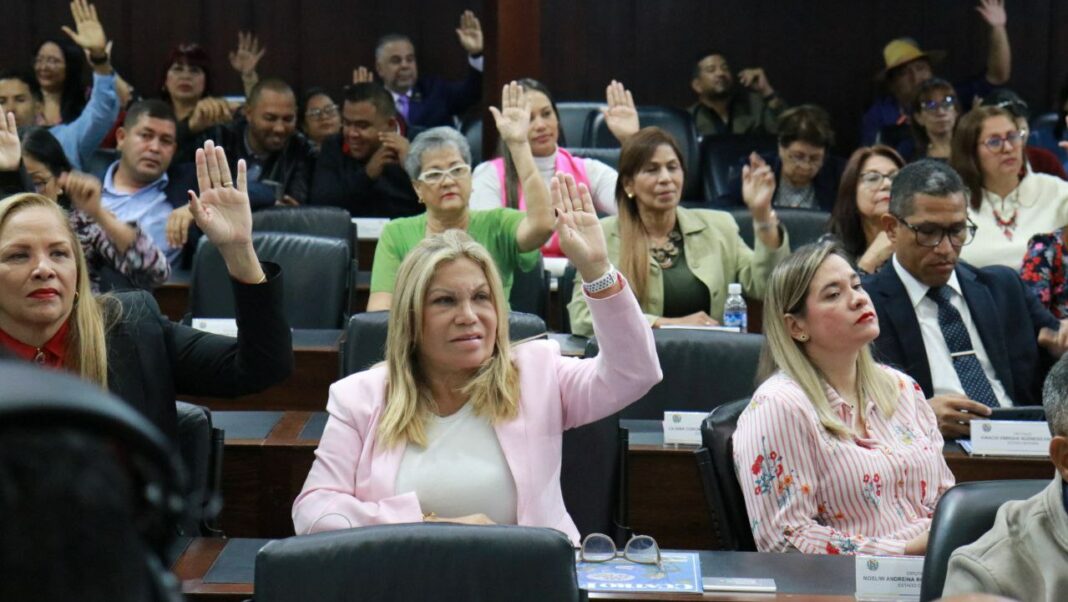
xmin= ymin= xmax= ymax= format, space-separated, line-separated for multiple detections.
xmin=733 ymin=242 xmax=954 ymax=555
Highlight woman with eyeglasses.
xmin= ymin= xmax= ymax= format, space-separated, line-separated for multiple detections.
xmin=724 ymin=105 xmax=842 ymax=212
xmin=951 ymin=106 xmax=1068 ymax=268
xmin=367 ymin=83 xmax=556 ymax=311
xmin=827 ymin=146 xmax=906 ymax=274
xmin=299 ymin=87 xmax=341 ymax=152
xmin=900 ymin=78 xmax=960 ymax=162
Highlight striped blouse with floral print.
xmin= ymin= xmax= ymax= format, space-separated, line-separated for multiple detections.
xmin=70 ymin=209 xmax=170 ymax=293
xmin=733 ymin=367 xmax=955 ymax=556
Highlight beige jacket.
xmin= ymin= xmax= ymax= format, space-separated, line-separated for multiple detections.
xmin=567 ymin=206 xmax=790 ymax=337
xmin=942 ymin=472 xmax=1068 ymax=601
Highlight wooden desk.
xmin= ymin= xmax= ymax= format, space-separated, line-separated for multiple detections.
xmin=174 ymin=537 xmax=856 ymax=601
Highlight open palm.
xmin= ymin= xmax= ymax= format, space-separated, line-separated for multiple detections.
xmin=553 ymin=173 xmax=608 ymax=275
xmin=489 ymin=81 xmax=531 ymax=145
xmin=61 ymin=0 xmax=108 ymax=53
xmin=189 ymin=140 xmax=253 ymax=248
xmin=0 ymin=112 xmax=20 ymax=171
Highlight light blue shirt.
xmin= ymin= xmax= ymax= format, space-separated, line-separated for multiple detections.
xmin=49 ymin=72 xmax=119 ymax=172
xmin=100 ymin=162 xmax=179 ymax=263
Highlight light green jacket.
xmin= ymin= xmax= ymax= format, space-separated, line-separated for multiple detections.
xmin=567 ymin=206 xmax=790 ymax=337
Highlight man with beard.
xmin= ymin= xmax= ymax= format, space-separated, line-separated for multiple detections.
xmin=688 ymin=52 xmax=787 ymax=138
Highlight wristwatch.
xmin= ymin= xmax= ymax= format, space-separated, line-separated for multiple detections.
xmin=582 ymin=265 xmax=619 ymax=294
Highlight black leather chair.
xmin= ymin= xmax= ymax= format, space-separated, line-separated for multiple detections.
xmin=190 ymin=232 xmax=351 ymax=329
xmin=508 ymin=255 xmax=550 ymax=319
xmin=254 ymin=523 xmax=582 ymax=602
xmin=461 ymin=115 xmax=483 ymax=165
xmin=561 ymin=410 xmax=630 ymax=545
xmin=565 ymin=146 xmax=621 ymax=171
xmin=252 ymin=206 xmax=356 ymax=254
xmin=920 ymin=479 xmax=1047 ymax=601
xmin=700 ymin=134 xmax=777 ymax=202
xmin=696 ymin=398 xmax=756 ymax=551
xmin=556 ymin=101 xmax=602 ymax=147
xmin=585 ymin=329 xmax=763 ymax=419
xmin=729 ymin=207 xmax=830 ymax=249
xmin=340 ymin=311 xmax=547 ymax=377
xmin=174 ymin=401 xmax=224 ymax=536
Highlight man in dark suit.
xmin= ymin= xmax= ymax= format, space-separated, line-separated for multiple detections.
xmin=366 ymin=10 xmax=483 ymax=129
xmin=863 ymin=159 xmax=1068 ymax=437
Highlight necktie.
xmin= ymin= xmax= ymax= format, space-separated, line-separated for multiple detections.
xmin=926 ymin=286 xmax=999 ymax=408
xmin=396 ymin=94 xmax=410 ymax=122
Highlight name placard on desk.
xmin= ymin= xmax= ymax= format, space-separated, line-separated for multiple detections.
xmin=969 ymin=420 xmax=1051 ymax=456
xmin=662 ymin=411 xmax=706 ymax=445
xmin=352 ymin=217 xmax=389 ymax=240
xmin=192 ymin=318 xmax=238 ymax=337
xmin=855 ymin=555 xmax=922 ymax=601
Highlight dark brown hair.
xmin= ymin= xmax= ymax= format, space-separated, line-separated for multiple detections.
xmin=950 ymin=106 xmax=1015 ymax=210
xmin=908 ymin=78 xmax=959 ymax=153
xmin=828 ymin=145 xmax=905 ymax=259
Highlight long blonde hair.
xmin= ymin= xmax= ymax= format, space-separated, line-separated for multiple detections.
xmin=378 ymin=230 xmax=520 ymax=447
xmin=758 ymin=241 xmax=898 ymax=438
xmin=0 ymin=193 xmax=111 ymax=387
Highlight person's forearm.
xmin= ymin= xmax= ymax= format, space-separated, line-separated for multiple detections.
xmin=510 ymin=140 xmax=553 ymax=236
xmin=241 ymin=71 xmax=259 ymax=98
xmin=986 ymin=25 xmax=1011 ymax=84
xmin=218 ymin=242 xmax=266 ymax=284
xmin=92 ymin=209 xmax=138 ymax=253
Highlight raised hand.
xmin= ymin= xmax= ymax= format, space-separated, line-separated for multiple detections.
xmin=229 ymin=31 xmax=266 ymax=76
xmin=741 ymin=152 xmax=776 ymax=219
xmin=455 ymin=10 xmax=483 ymax=55
xmin=489 ymin=81 xmax=532 ymax=145
xmin=976 ymin=0 xmax=1007 ymax=27
xmin=352 ymin=66 xmax=375 ymax=84
xmin=188 ymin=97 xmax=234 ymax=134
xmin=61 ymin=0 xmax=108 ymax=55
xmin=0 ymin=112 xmax=21 ymax=171
xmin=59 ymin=171 xmax=104 ymax=218
xmin=738 ymin=68 xmax=774 ymax=98
xmin=602 ymin=80 xmax=639 ymax=143
xmin=553 ymin=173 xmax=609 ymax=282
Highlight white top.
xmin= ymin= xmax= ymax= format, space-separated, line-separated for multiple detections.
xmin=960 ymin=172 xmax=1068 ymax=269
xmin=394 ymin=402 xmax=518 ymax=524
xmin=469 ymin=150 xmax=619 ymax=215
xmin=892 ymin=256 xmax=1012 ymax=406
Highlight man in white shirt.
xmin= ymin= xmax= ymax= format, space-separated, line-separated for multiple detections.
xmin=863 ymin=159 xmax=1068 ymax=437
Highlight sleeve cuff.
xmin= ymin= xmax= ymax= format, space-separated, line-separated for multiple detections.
xmin=468 ymin=55 xmax=485 ymax=72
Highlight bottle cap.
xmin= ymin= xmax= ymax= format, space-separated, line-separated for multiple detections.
xmin=728 ymin=283 xmax=742 ymax=295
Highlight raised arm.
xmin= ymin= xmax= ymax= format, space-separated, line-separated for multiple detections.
xmin=741 ymin=152 xmax=782 ymax=250
xmin=602 ymin=80 xmax=639 ymax=144
xmin=229 ymin=32 xmax=266 ymax=97
xmin=976 ymin=0 xmax=1011 ymax=85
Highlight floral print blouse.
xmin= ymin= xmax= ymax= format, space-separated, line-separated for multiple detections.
xmin=733 ymin=368 xmax=955 ymax=555
xmin=70 ymin=209 xmax=170 ymax=293
xmin=1021 ymin=229 xmax=1068 ymax=319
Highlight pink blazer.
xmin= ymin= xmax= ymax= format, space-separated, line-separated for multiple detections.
xmin=292 ymin=284 xmax=661 ymax=543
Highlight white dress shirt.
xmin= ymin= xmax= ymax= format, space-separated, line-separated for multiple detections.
xmin=891 ymin=255 xmax=1013 ymax=406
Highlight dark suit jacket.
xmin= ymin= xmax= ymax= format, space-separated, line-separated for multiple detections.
xmin=406 ymin=66 xmax=482 ymax=129
xmin=864 ymin=261 xmax=1059 ymax=406
xmin=308 ymin=134 xmax=423 ymax=218
xmin=105 ymin=263 xmax=293 ymax=440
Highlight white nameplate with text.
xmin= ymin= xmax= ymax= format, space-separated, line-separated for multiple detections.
xmin=662 ymin=411 xmax=706 ymax=445
xmin=969 ymin=420 xmax=1051 ymax=456
xmin=191 ymin=318 xmax=239 ymax=337
xmin=352 ymin=217 xmax=389 ymax=240
xmin=855 ymin=555 xmax=922 ymax=601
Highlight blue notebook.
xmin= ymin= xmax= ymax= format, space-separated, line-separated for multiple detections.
xmin=576 ymin=551 xmax=702 ymax=594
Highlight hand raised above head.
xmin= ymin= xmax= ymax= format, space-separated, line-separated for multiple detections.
xmin=61 ymin=0 xmax=108 ymax=55
xmin=488 ymin=81 xmax=532 ymax=145
xmin=455 ymin=10 xmax=483 ymax=55
xmin=0 ymin=112 xmax=21 ymax=172
xmin=352 ymin=66 xmax=375 ymax=84
xmin=229 ymin=31 xmax=266 ymax=76
xmin=602 ymin=80 xmax=639 ymax=143
xmin=188 ymin=140 xmax=252 ymax=249
xmin=553 ymin=173 xmax=609 ymax=283
xmin=975 ymin=0 xmax=1007 ymax=28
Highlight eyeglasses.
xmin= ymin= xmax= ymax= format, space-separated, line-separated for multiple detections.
xmin=417 ymin=164 xmax=471 ymax=185
xmin=784 ymin=151 xmax=825 ymax=168
xmin=34 ymin=57 xmax=63 ymax=68
xmin=980 ymin=130 xmax=1026 ymax=152
xmin=580 ymin=533 xmax=662 ymax=570
xmin=306 ymin=104 xmax=339 ymax=121
xmin=168 ymin=63 xmax=203 ymax=75
xmin=920 ymin=96 xmax=956 ymax=113
xmin=858 ymin=170 xmax=898 ymax=188
xmin=892 ymin=213 xmax=977 ymax=247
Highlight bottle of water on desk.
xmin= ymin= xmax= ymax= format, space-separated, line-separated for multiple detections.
xmin=723 ymin=283 xmax=747 ymax=333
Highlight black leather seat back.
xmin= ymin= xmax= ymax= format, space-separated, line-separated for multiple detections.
xmin=585 ymin=329 xmax=763 ymax=419
xmin=561 ymin=411 xmax=629 ymax=544
xmin=174 ymin=401 xmax=224 ymax=536
xmin=252 ymin=206 xmax=355 ymax=254
xmin=340 ymin=311 xmax=547 ymax=377
xmin=255 ymin=523 xmax=582 ymax=602
xmin=190 ymin=232 xmax=351 ymax=329
xmin=565 ymin=147 xmax=622 ymax=171
xmin=556 ymin=101 xmax=602 ymax=147
xmin=699 ymin=399 xmax=756 ymax=551
xmin=508 ymin=256 xmax=549 ymax=319
xmin=700 ymin=135 xmax=777 ymax=202
xmin=920 ymin=479 xmax=1048 ymax=601
xmin=729 ymin=207 xmax=830 ymax=249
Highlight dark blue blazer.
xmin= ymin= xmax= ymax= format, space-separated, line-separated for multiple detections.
xmin=406 ymin=66 xmax=482 ymax=129
xmin=863 ymin=261 xmax=1059 ymax=406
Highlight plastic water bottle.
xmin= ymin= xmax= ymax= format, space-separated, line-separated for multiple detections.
xmin=723 ymin=283 xmax=747 ymax=333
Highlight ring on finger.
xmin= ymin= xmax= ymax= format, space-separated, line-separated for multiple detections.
xmin=221 ymin=181 xmax=233 ymax=188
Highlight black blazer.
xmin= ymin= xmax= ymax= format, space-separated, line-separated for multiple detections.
xmin=105 ymin=263 xmax=293 ymax=440
xmin=863 ymin=261 xmax=1059 ymax=406
xmin=406 ymin=67 xmax=482 ymax=129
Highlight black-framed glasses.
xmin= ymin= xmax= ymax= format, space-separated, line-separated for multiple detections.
xmin=306 ymin=104 xmax=339 ymax=121
xmin=580 ymin=533 xmax=661 ymax=569
xmin=980 ymin=130 xmax=1026 ymax=152
xmin=920 ymin=96 xmax=956 ymax=113
xmin=892 ymin=213 xmax=977 ymax=247
xmin=858 ymin=170 xmax=898 ymax=188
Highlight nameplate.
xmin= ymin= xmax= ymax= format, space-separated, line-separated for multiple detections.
xmin=854 ymin=555 xmax=922 ymax=601
xmin=703 ymin=577 xmax=776 ymax=593
xmin=191 ymin=318 xmax=239 ymax=337
xmin=657 ymin=325 xmax=741 ymax=333
xmin=662 ymin=411 xmax=706 ymax=445
xmin=352 ymin=217 xmax=390 ymax=240
xmin=968 ymin=420 xmax=1051 ymax=457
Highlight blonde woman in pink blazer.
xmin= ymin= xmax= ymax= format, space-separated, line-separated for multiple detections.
xmin=293 ymin=174 xmax=661 ymax=543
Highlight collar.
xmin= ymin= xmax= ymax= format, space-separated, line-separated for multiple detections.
xmin=389 ymin=89 xmax=414 ymax=102
xmin=891 ymin=254 xmax=962 ymax=309
xmin=674 ymin=205 xmax=708 ymax=236
xmin=0 ymin=320 xmax=71 ymax=369
xmin=102 ymin=160 xmax=169 ymax=195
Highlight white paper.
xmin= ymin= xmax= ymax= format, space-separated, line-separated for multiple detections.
xmin=969 ymin=420 xmax=1051 ymax=457
xmin=191 ymin=318 xmax=239 ymax=337
xmin=657 ymin=325 xmax=741 ymax=333
xmin=703 ymin=577 xmax=776 ymax=592
xmin=352 ymin=217 xmax=390 ymax=240
xmin=855 ymin=555 xmax=923 ymax=600
xmin=662 ymin=411 xmax=706 ymax=445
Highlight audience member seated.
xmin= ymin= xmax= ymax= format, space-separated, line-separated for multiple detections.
xmin=827 ymin=145 xmax=905 ymax=273
xmin=722 ymin=105 xmax=842 ymax=212
xmin=33 ymin=36 xmax=86 ymax=126
xmin=567 ymin=127 xmax=788 ymax=336
xmin=951 ymin=107 xmax=1068 ymax=269
xmin=471 ymin=79 xmax=633 ymax=255
xmin=860 ymin=0 xmax=1010 ymax=146
xmin=942 ymin=355 xmax=1068 ymax=601
xmin=157 ymin=43 xmax=235 ymax=166
xmin=0 ymin=141 xmax=293 ymax=441
xmin=688 ymin=52 xmax=787 ymax=137
xmin=299 ymin=87 xmax=340 ymax=152
xmin=292 ymin=199 xmax=661 ymax=540
xmin=899 ymin=78 xmax=960 ymax=162
xmin=18 ymin=126 xmax=169 ymax=291
xmin=980 ymin=88 xmax=1068 ymax=179
xmin=357 ymin=10 xmax=485 ymax=129
xmin=367 ymin=83 xmax=555 ymax=311
xmin=1022 ymin=228 xmax=1068 ymax=319
xmin=215 ymin=77 xmax=315 ymax=208
xmin=735 ymin=241 xmax=954 ymax=555
xmin=864 ymin=160 xmax=1066 ymax=438
xmin=309 ymin=83 xmax=422 ymax=218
